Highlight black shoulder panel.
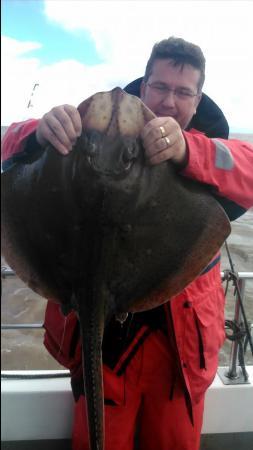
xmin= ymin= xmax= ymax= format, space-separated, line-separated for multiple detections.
xmin=124 ymin=78 xmax=246 ymax=220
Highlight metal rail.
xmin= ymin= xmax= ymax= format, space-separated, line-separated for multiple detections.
xmin=2 ymin=266 xmax=253 ymax=280
xmin=1 ymin=267 xmax=18 ymax=278
xmin=1 ymin=323 xmax=44 ymax=330
xmin=1 ymin=266 xmax=253 ymax=385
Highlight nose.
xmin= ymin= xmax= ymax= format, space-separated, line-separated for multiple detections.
xmin=161 ymin=91 xmax=176 ymax=108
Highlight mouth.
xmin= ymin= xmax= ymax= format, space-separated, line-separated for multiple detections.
xmin=157 ymin=113 xmax=177 ymax=119
xmin=86 ymin=155 xmax=134 ymax=177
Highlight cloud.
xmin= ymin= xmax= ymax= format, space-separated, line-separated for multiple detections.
xmin=43 ymin=0 xmax=253 ymax=132
xmin=1 ymin=1 xmax=253 ymax=132
xmin=2 ymin=35 xmax=42 ymax=57
xmin=1 ymin=44 xmax=132 ymax=125
xmin=1 ymin=36 xmax=42 ymax=124
xmin=43 ymin=0 xmax=253 ymax=64
xmin=1 ymin=35 xmax=122 ymax=124
xmin=31 ymin=59 xmax=130 ymax=112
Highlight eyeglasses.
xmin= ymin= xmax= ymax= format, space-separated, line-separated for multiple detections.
xmin=146 ymin=82 xmax=199 ymax=100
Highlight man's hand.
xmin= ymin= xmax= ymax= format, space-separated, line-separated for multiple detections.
xmin=141 ymin=117 xmax=187 ymax=166
xmin=36 ymin=105 xmax=82 ymax=155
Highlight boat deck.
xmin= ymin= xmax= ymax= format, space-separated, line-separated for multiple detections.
xmin=2 ymin=433 xmax=253 ymax=450
xmin=1 ymin=367 xmax=253 ymax=450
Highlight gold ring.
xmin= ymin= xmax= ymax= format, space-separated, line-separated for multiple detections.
xmin=159 ymin=126 xmax=166 ymax=138
xmin=164 ymin=136 xmax=170 ymax=147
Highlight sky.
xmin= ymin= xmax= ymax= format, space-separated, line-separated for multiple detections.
xmin=1 ymin=0 xmax=253 ymax=133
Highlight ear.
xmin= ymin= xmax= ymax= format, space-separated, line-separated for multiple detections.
xmin=195 ymin=92 xmax=202 ymax=109
xmin=140 ymin=80 xmax=146 ymax=101
xmin=192 ymin=92 xmax=202 ymax=115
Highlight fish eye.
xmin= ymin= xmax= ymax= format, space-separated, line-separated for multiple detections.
xmin=127 ymin=144 xmax=134 ymax=155
xmin=84 ymin=136 xmax=97 ymax=156
xmin=88 ymin=141 xmax=97 ymax=155
xmin=124 ymin=141 xmax=138 ymax=160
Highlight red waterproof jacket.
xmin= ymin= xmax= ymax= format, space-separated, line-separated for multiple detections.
xmin=2 ymin=119 xmax=253 ymax=414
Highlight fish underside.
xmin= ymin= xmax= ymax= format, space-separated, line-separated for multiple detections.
xmin=1 ymin=88 xmax=231 ymax=450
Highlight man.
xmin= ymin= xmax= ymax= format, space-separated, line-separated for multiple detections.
xmin=2 ymin=37 xmax=253 ymax=450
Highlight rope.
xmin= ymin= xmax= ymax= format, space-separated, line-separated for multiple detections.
xmin=222 ymin=241 xmax=253 ymax=381
xmin=225 ymin=319 xmax=249 ymax=381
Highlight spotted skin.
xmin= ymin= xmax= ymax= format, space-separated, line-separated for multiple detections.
xmin=1 ymin=88 xmax=231 ymax=450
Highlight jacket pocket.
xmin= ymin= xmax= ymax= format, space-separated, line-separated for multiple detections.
xmin=193 ymin=284 xmax=226 ymax=356
xmin=103 ymin=365 xmax=125 ymax=406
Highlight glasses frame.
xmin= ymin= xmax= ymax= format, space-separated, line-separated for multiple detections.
xmin=146 ymin=82 xmax=199 ymax=100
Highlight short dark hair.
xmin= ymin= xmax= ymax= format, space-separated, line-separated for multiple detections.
xmin=144 ymin=37 xmax=206 ymax=92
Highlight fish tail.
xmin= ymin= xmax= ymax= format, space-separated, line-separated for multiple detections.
xmin=77 ymin=297 xmax=105 ymax=450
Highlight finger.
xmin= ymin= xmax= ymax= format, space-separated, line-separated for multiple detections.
xmin=145 ymin=135 xmax=172 ymax=159
xmin=142 ymin=129 xmax=166 ymax=155
xmin=148 ymin=147 xmax=174 ymax=165
xmin=51 ymin=107 xmax=81 ymax=144
xmin=141 ymin=117 xmax=168 ymax=141
xmin=40 ymin=122 xmax=72 ymax=155
xmin=44 ymin=113 xmax=76 ymax=151
xmin=62 ymin=105 xmax=82 ymax=137
xmin=38 ymin=119 xmax=71 ymax=155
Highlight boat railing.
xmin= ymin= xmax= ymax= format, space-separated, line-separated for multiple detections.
xmin=218 ymin=271 xmax=253 ymax=385
xmin=1 ymin=267 xmax=253 ymax=385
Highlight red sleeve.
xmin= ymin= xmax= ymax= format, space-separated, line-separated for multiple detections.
xmin=182 ymin=131 xmax=253 ymax=210
xmin=1 ymin=119 xmax=39 ymax=162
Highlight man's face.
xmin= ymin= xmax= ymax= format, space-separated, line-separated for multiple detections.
xmin=140 ymin=59 xmax=202 ymax=129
